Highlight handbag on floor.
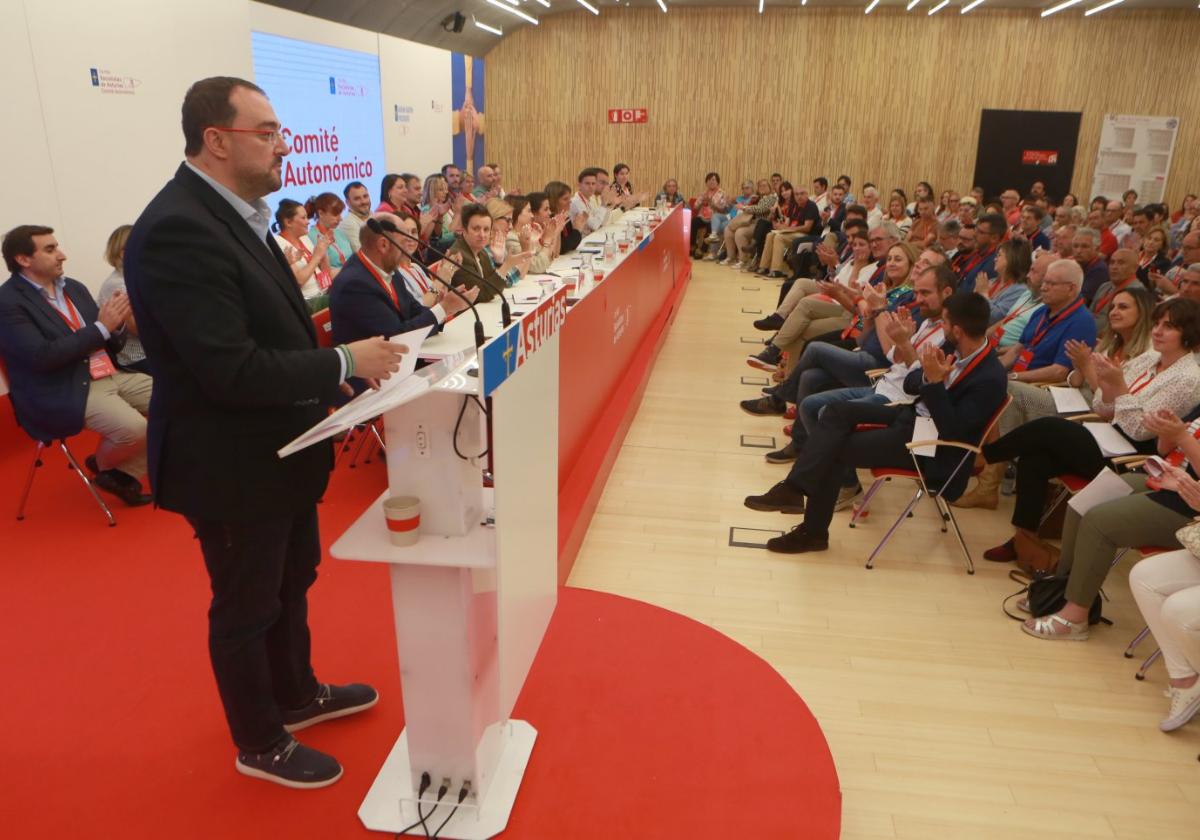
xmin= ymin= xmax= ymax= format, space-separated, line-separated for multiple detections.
xmin=1001 ymin=568 xmax=1109 ymax=626
xmin=1013 ymin=529 xmax=1060 ymax=575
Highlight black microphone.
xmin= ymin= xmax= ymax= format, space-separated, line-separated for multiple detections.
xmin=367 ymin=217 xmax=513 ymax=328
xmin=365 ymin=217 xmax=486 ymax=350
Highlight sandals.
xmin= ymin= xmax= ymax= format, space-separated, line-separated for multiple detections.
xmin=1021 ymin=613 xmax=1089 ymax=641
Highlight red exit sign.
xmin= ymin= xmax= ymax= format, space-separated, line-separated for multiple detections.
xmin=608 ymin=108 xmax=647 ymax=124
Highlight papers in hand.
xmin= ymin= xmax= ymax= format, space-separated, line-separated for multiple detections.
xmin=277 ymin=324 xmax=433 ymax=458
xmin=1083 ymin=422 xmax=1136 ymax=457
xmin=1049 ymin=386 xmax=1091 ymax=414
xmin=1068 ymin=466 xmax=1133 ymax=515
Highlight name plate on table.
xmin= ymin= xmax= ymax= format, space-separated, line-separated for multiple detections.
xmin=481 ymin=286 xmax=568 ymax=398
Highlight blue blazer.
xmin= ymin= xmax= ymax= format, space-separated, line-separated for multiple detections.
xmin=328 ymin=254 xmax=441 ymax=348
xmin=0 ymin=274 xmax=126 ymax=442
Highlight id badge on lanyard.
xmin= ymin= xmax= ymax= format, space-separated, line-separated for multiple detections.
xmin=1012 ymin=348 xmax=1035 ymax=373
xmin=88 ymin=350 xmax=117 ymax=380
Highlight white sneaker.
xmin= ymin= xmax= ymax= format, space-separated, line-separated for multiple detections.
xmin=727 ymin=260 xmax=742 ymax=269
xmin=1161 ymin=679 xmax=1200 ymax=732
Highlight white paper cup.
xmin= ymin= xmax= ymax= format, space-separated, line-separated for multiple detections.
xmin=382 ymin=495 xmax=421 ymax=546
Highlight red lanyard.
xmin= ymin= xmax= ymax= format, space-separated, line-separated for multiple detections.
xmin=317 ymin=226 xmax=345 ymax=264
xmin=1092 ymin=277 xmax=1135 ymax=314
xmin=1128 ymin=365 xmax=1161 ymax=395
xmin=357 ymin=251 xmax=399 ymax=310
xmin=988 ymin=277 xmax=1012 ymax=298
xmin=397 ymin=263 xmax=430 ymax=295
xmin=1027 ymin=297 xmax=1085 ymax=350
xmin=958 ymin=245 xmax=995 ymax=278
xmin=912 ymin=320 xmax=943 ymax=352
xmin=946 ymin=346 xmax=991 ymax=390
xmin=49 ymin=292 xmax=85 ymax=332
xmin=1139 ymin=252 xmax=1155 ymax=269
xmin=286 ymin=235 xmax=312 ymax=260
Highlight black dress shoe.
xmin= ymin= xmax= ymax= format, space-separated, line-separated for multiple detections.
xmin=753 ymin=313 xmax=785 ymax=331
xmin=283 ymin=682 xmax=379 ymax=733
xmin=765 ymin=442 xmax=798 ymax=464
xmin=767 ymin=523 xmax=829 ymax=554
xmin=236 ymin=736 xmax=343 ymax=789
xmin=744 ymin=481 xmax=806 ymax=514
xmin=93 ymin=470 xmax=152 ymax=506
xmin=85 ymin=455 xmax=99 ymax=475
xmin=740 ymin=396 xmax=785 ymax=417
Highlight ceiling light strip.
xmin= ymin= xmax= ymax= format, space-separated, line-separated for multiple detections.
xmin=657 ymin=0 xmax=668 ymax=11
xmin=576 ymin=0 xmax=600 ymax=15
xmin=927 ymin=0 xmax=950 ymax=14
xmin=1040 ymin=0 xmax=1084 ymax=17
xmin=906 ymin=0 xmax=921 ymax=9
xmin=865 ymin=0 xmax=881 ymax=14
xmin=961 ymin=0 xmax=986 ymax=12
xmin=1084 ymin=0 xmax=1124 ymax=14
xmin=486 ymin=0 xmax=538 ymax=24
xmin=474 ymin=20 xmax=503 ymax=36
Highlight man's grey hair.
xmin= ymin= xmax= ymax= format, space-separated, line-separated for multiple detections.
xmin=874 ymin=221 xmax=902 ymax=241
xmin=1075 ymin=226 xmax=1101 ymax=246
xmin=939 ymin=218 xmax=962 ymax=236
xmin=1047 ymin=258 xmax=1084 ymax=290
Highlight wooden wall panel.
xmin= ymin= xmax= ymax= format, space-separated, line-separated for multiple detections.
xmin=484 ymin=8 xmax=1200 ymax=207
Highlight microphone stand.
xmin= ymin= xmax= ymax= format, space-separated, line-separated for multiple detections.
xmin=365 ymin=217 xmax=487 ymax=350
xmin=369 ymin=218 xmax=513 ymax=328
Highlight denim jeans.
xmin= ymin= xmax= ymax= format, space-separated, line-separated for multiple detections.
xmin=795 ymin=387 xmax=890 ymax=487
xmin=710 ymin=212 xmax=731 ymax=238
xmin=788 ymin=341 xmax=884 ymax=407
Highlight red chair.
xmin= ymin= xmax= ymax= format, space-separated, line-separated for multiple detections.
xmin=311 ymin=307 xmax=333 ymax=349
xmin=1 ymin=359 xmax=115 ymax=527
xmin=847 ymin=395 xmax=1013 ymax=573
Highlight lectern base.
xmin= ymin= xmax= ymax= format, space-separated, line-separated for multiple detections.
xmin=358 ymin=720 xmax=537 ymax=838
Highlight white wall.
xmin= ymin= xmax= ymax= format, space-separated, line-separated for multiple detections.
xmin=0 ymin=0 xmax=252 ymax=290
xmin=379 ymin=35 xmax=454 ymax=183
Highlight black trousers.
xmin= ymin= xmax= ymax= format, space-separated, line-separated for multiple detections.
xmin=749 ymin=219 xmax=773 ymax=263
xmin=786 ymin=401 xmax=917 ymax=537
xmin=690 ymin=217 xmax=711 ymax=252
xmin=188 ymin=507 xmax=322 ymax=752
xmin=982 ymin=416 xmax=1107 ymax=532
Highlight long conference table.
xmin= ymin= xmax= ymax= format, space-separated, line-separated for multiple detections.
xmin=418 ymin=205 xmax=692 ymax=583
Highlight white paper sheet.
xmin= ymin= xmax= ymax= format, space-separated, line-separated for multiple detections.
xmin=1068 ymin=466 xmax=1134 ymax=516
xmin=910 ymin=416 xmax=940 ymax=459
xmin=1049 ymin=386 xmax=1091 ymax=414
xmin=1083 ymin=422 xmax=1137 ymax=457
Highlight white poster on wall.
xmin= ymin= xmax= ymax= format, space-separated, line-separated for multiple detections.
xmin=1089 ymin=114 xmax=1180 ymax=204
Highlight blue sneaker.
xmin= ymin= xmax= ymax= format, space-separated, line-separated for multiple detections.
xmin=283 ymin=682 xmax=379 ymax=733
xmin=235 ymin=736 xmax=342 ymax=789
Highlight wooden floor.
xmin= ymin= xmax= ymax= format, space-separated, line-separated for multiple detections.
xmin=567 ymin=260 xmax=1200 ymax=839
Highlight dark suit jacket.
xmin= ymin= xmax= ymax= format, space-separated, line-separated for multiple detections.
xmin=328 ymin=254 xmax=440 ymax=347
xmin=902 ymin=348 xmax=1007 ymax=501
xmin=445 ymin=236 xmax=505 ymax=304
xmin=124 ymin=163 xmax=342 ymax=522
xmin=0 ymin=274 xmax=126 ymax=441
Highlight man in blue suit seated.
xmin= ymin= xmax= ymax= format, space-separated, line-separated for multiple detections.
xmin=743 ymin=292 xmax=1007 ymax=554
xmin=328 ymin=212 xmax=477 ymax=389
xmin=0 ymin=225 xmax=152 ymax=505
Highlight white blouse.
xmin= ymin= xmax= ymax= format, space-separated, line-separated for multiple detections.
xmin=1094 ymin=351 xmax=1200 ymax=440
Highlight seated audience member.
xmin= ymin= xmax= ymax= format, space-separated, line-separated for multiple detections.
xmin=420 ymin=174 xmax=456 ymax=256
xmin=1017 ymin=204 xmax=1052 ymax=252
xmin=1092 ymin=248 xmax=1140 ymax=330
xmin=1150 ymin=230 xmax=1200 ymax=295
xmin=399 ymin=173 xmax=423 ymax=224
xmin=821 ymin=182 xmax=848 ymax=235
xmin=1105 ymin=198 xmax=1132 ymax=247
xmin=1130 ymin=537 xmax=1200 ymax=730
xmin=939 ymin=191 xmax=961 ymax=224
xmin=384 ymin=215 xmax=439 ymax=306
xmin=743 ymin=292 xmax=1005 ymax=553
xmin=745 ymin=226 xmax=903 ymax=374
xmin=885 ymin=194 xmax=912 ymax=237
xmin=938 ymin=218 xmax=961 ymax=259
xmin=546 ymin=180 xmax=583 ymax=254
xmin=986 ymin=238 xmax=1033 ymax=325
xmin=376 ymin=173 xmax=406 ymax=214
xmin=0 ymin=225 xmax=152 ymax=505
xmin=523 ymin=191 xmax=566 ymax=273
xmin=305 ymin=193 xmax=353 ymax=274
xmin=1061 ymin=192 xmax=1078 ymax=209
xmin=860 ymin=184 xmax=883 ymax=228
xmin=1000 ymin=189 xmax=1021 ymax=227
xmin=656 ymin=178 xmax=685 ymax=207
xmin=441 ymin=163 xmax=463 ymax=199
xmin=459 ymin=170 xmax=476 ymax=197
xmin=500 ymin=196 xmax=539 ymax=283
xmin=1169 ymin=194 xmax=1198 ymax=245
xmin=1124 ymin=205 xmax=1151 ymax=251
xmin=570 ymin=168 xmax=618 ymax=234
xmin=485 ymin=198 xmax=517 ymax=277
xmin=1137 ymin=225 xmax=1173 ymax=287
xmin=956 ymin=212 xmax=1003 ymax=294
xmin=991 ymin=251 xmax=1051 ymax=350
xmin=1073 ymin=226 xmax=1110 ymax=305
xmin=338 ymin=181 xmax=372 ymax=252
xmin=995 ymin=258 xmax=1097 ymax=428
xmin=97 ymin=224 xmax=148 ymax=375
xmin=957 ymin=195 xmax=979 ymax=226
xmin=732 ymin=180 xmax=756 ymax=214
xmin=836 ymin=175 xmax=855 ymax=205
xmin=906 ymin=197 xmax=938 ymax=246
xmin=757 ymin=182 xmax=820 ymax=277
xmin=472 ymin=165 xmax=498 ymax=201
xmin=753 ymin=218 xmax=872 ymax=325
xmin=1052 ymin=222 xmax=1077 ymax=259
xmin=690 ymin=172 xmax=729 ymax=258
xmin=777 ymin=262 xmax=959 ymax=500
xmin=982 ymin=298 xmax=1200 ymax=596
xmin=906 ymin=181 xmax=934 ymax=217
xmin=611 ymin=162 xmax=634 ymax=204
xmin=1084 ymin=208 xmax=1119 ymax=258
xmin=329 ymin=213 xmax=477 ymax=387
xmin=721 ymin=179 xmax=778 ymax=268
xmin=955 ymin=285 xmax=1152 ymax=509
xmin=445 ymin=203 xmax=531 ymax=303
xmin=273 ymin=199 xmax=332 ymax=304
xmin=811 ymin=177 xmax=830 ymax=212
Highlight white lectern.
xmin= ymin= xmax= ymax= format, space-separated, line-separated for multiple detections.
xmin=281 ymin=290 xmax=566 ymax=838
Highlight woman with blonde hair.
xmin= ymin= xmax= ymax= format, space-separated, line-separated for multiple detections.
xmin=97 ymin=224 xmax=148 ymax=374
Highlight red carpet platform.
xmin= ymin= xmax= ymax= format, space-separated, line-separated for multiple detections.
xmin=1 ymin=409 xmax=839 ymax=839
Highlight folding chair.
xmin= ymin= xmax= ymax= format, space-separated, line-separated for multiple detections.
xmin=847 ymin=395 xmax=1012 ymax=573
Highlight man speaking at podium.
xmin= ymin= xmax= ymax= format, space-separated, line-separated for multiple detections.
xmin=125 ymin=77 xmax=406 ymax=789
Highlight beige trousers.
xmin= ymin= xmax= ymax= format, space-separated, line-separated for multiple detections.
xmin=777 ymin=278 xmax=825 ymax=317
xmin=761 ymin=231 xmax=802 ymax=273
xmin=723 ymin=214 xmax=757 ymax=263
xmin=84 ymin=370 xmax=153 ymax=478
